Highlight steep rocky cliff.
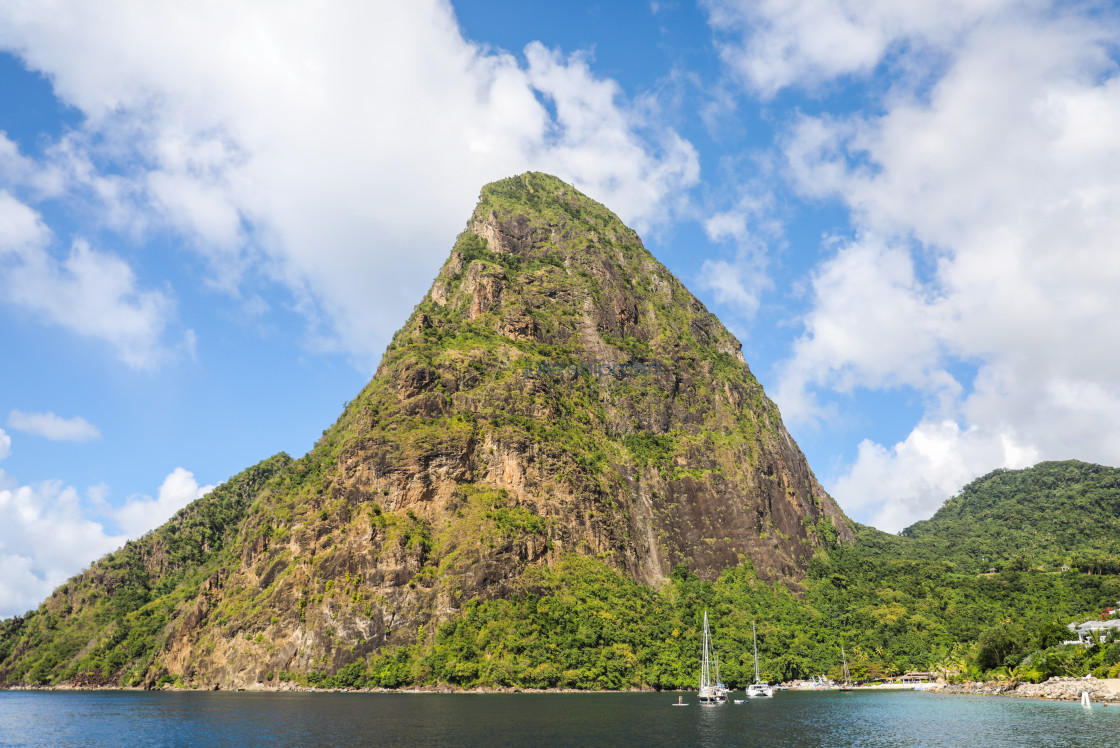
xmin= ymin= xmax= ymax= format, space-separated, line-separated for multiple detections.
xmin=0 ymin=172 xmax=851 ymax=689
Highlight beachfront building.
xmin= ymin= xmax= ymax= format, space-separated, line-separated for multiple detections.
xmin=1064 ymin=617 xmax=1120 ymax=646
xmin=895 ymin=672 xmax=936 ymax=685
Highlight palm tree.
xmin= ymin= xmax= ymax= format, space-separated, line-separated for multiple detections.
xmin=932 ymin=645 xmax=967 ymax=684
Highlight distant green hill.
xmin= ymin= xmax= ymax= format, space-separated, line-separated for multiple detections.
xmin=791 ymin=461 xmax=1120 ymax=682
xmin=900 ymin=461 xmax=1120 ymax=573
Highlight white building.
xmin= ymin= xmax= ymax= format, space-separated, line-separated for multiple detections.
xmin=1065 ymin=617 xmax=1120 ymax=646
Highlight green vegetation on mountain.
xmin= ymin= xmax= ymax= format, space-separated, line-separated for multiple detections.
xmin=1 ymin=175 xmax=1118 ymax=692
xmin=5 ymin=458 xmax=1119 ymax=690
xmin=0 ymin=454 xmax=291 ymax=687
xmin=277 ymin=513 xmax=1120 ymax=690
xmin=0 ymin=172 xmax=851 ymax=690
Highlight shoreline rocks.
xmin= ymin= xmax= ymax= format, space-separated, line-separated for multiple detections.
xmin=934 ymin=676 xmax=1120 ymax=702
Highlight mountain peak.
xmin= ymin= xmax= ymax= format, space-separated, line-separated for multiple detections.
xmin=371 ymin=171 xmax=851 ymax=585
xmin=466 ymin=172 xmax=642 ymax=262
xmin=0 ymin=173 xmax=852 ymax=690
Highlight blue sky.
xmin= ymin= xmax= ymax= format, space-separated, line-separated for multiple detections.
xmin=2 ymin=0 xmax=1119 ymax=617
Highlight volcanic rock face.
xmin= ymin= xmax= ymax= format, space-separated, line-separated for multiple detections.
xmin=0 ymin=173 xmax=851 ymax=690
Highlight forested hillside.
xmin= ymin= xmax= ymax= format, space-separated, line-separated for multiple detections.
xmin=313 ymin=461 xmax=1120 ymax=689
xmin=902 ymin=460 xmax=1120 ymax=573
xmin=253 ymin=529 xmax=1120 ymax=690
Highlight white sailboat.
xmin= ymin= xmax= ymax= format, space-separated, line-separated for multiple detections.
xmin=839 ymin=644 xmax=854 ymax=691
xmin=698 ymin=611 xmax=727 ymax=705
xmin=745 ymin=621 xmax=775 ymax=698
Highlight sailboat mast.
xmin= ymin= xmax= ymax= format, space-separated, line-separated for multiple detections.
xmin=701 ymin=611 xmax=711 ymax=689
xmin=753 ymin=621 xmax=760 ymax=684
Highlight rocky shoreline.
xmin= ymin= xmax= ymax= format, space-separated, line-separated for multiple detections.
xmin=934 ymin=676 xmax=1120 ymax=702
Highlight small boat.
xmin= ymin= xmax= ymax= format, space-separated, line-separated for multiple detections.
xmin=672 ymin=694 xmax=689 ymax=706
xmin=745 ymin=682 xmax=774 ymax=698
xmin=733 ymin=699 xmax=747 ymax=704
xmin=745 ymin=621 xmax=775 ymax=698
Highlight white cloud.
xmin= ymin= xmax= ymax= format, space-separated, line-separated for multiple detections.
xmin=0 ymin=132 xmax=65 ymax=197
xmin=697 ymin=186 xmax=779 ymax=318
xmin=0 ymin=1 xmax=699 ymax=368
xmin=8 ymin=410 xmax=101 ymax=442
xmin=698 ymin=256 xmax=767 ymax=316
xmin=710 ymin=2 xmax=1120 ymax=527
xmin=0 ymin=189 xmax=49 ymax=250
xmin=0 ymin=479 xmax=126 ymax=617
xmin=0 ymin=427 xmax=127 ymax=616
xmin=831 ymin=421 xmax=1039 ymax=532
xmin=0 ymin=190 xmax=187 ymax=369
xmin=0 ymin=432 xmax=212 ymax=617
xmin=773 ymin=235 xmax=958 ymax=424
xmin=702 ymin=0 xmax=1018 ymax=97
xmin=522 ymin=43 xmax=701 ymax=229
xmin=113 ymin=467 xmax=214 ymax=538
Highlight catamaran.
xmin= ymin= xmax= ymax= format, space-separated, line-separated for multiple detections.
xmin=698 ymin=611 xmax=727 ymax=705
xmin=745 ymin=621 xmax=775 ymax=698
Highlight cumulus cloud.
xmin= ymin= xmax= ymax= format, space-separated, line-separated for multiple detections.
xmin=113 ymin=467 xmax=214 ymax=538
xmin=0 ymin=189 xmax=49 ymax=251
xmin=697 ymin=188 xmax=778 ymax=318
xmin=703 ymin=0 xmax=1018 ymax=97
xmin=0 ymin=190 xmax=186 ymax=369
xmin=0 ymin=478 xmax=125 ymax=617
xmin=0 ymin=427 xmax=123 ymax=616
xmin=773 ymin=235 xmax=958 ymax=423
xmin=0 ymin=428 xmax=213 ymax=617
xmin=0 ymin=132 xmax=65 ymax=198
xmin=711 ymin=1 xmax=1120 ymax=528
xmin=0 ymin=0 xmax=699 ymax=368
xmin=8 ymin=410 xmax=101 ymax=442
xmin=831 ymin=420 xmax=1039 ymax=532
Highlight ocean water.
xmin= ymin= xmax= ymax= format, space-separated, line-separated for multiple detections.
xmin=1 ymin=689 xmax=1118 ymax=747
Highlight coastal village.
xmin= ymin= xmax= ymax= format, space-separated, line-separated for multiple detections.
xmin=761 ymin=603 xmax=1120 ymax=703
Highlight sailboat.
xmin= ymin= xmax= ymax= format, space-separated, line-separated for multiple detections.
xmin=698 ymin=611 xmax=727 ymax=705
xmin=745 ymin=621 xmax=775 ymax=698
xmin=839 ymin=644 xmax=854 ymax=691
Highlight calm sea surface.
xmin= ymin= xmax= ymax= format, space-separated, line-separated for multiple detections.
xmin=1 ymin=689 xmax=1118 ymax=747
